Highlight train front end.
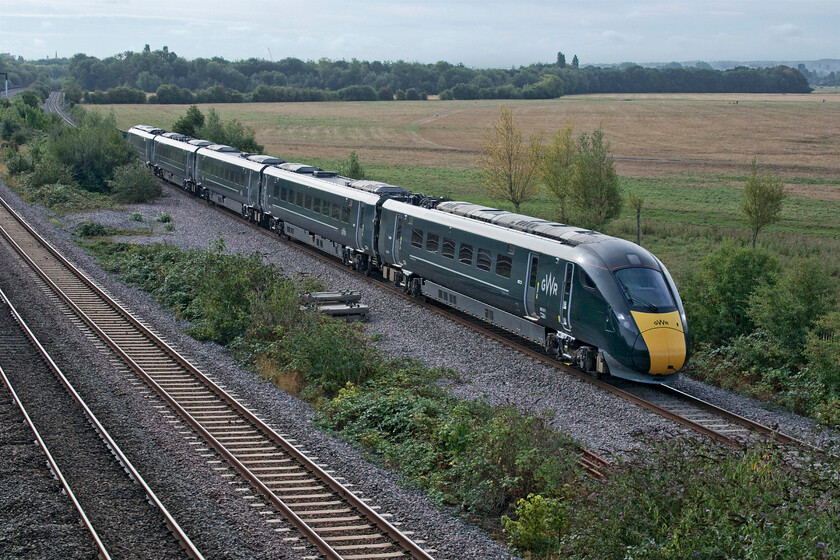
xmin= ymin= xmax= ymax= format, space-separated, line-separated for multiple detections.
xmin=584 ymin=242 xmax=689 ymax=384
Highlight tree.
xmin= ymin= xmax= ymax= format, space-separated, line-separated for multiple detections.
xmin=172 ymin=105 xmax=205 ymax=137
xmin=339 ymin=151 xmax=366 ymax=180
xmin=557 ymin=52 xmax=566 ymax=68
xmin=566 ymin=128 xmax=622 ymax=229
xmin=539 ymin=125 xmax=575 ymax=222
xmin=572 ymin=55 xmax=579 ymax=69
xmin=628 ymin=192 xmax=644 ymax=245
xmin=478 ymin=105 xmax=542 ymax=212
xmin=742 ymin=158 xmax=785 ymax=248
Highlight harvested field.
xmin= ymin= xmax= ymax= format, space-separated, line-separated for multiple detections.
xmin=104 ymin=93 xmax=840 ymax=182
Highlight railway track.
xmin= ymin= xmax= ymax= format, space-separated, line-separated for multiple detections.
xmin=44 ymin=91 xmax=77 ymax=127
xmin=0 ymin=194 xmax=436 ymax=559
xmin=0 ymin=287 xmax=201 ymax=559
xmin=170 ymin=184 xmax=817 ymax=454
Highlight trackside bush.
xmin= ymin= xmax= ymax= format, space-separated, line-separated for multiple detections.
xmin=683 ymin=242 xmax=780 ymax=346
xmin=502 ymin=494 xmax=568 ymax=556
xmin=109 ymin=162 xmax=162 ymax=203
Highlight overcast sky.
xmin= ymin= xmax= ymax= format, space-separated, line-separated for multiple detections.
xmin=1 ymin=0 xmax=837 ymax=67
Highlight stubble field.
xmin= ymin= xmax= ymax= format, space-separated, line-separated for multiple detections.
xmin=103 ymin=93 xmax=840 ymax=284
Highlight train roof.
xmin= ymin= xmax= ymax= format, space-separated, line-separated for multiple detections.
xmin=130 ymin=125 xmax=164 ymax=135
xmin=161 ymin=132 xmax=189 ymax=141
xmin=205 ymin=144 xmax=240 ymax=153
xmin=279 ymin=162 xmax=321 ymax=174
xmin=245 ymin=154 xmax=285 ymax=165
xmin=263 ymin=165 xmax=384 ymax=205
xmin=346 ymin=180 xmax=410 ymax=196
xmin=435 ymin=201 xmax=607 ymax=247
xmin=385 ymin=199 xmax=659 ymax=272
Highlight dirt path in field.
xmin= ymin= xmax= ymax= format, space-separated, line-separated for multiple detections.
xmin=406 ymin=110 xmax=469 ymax=151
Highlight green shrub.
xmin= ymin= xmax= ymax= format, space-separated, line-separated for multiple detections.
xmin=338 ymin=151 xmax=366 ymax=180
xmin=749 ymin=259 xmax=835 ymax=355
xmin=20 ymin=183 xmax=109 ymax=214
xmin=21 ymin=158 xmax=77 ymax=190
xmin=76 ymin=222 xmax=109 ymax=237
xmin=683 ymin=242 xmax=780 ymax=346
xmin=155 ymin=212 xmax=172 ymax=223
xmin=47 ymin=111 xmax=133 ymax=192
xmin=319 ymin=382 xmax=580 ymax=516
xmin=502 ymin=494 xmax=567 ymax=557
xmin=109 ymin=162 xmax=162 ymax=203
xmin=560 ymin=438 xmax=839 ymax=559
xmin=2 ymin=147 xmax=32 ymax=175
xmin=130 ymin=212 xmax=143 ymax=222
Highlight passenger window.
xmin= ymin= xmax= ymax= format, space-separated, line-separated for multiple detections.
xmin=476 ymin=248 xmax=492 ymax=271
xmin=321 ymin=201 xmax=331 ymax=216
xmin=426 ymin=233 xmax=439 ymax=252
xmin=411 ymin=228 xmax=424 ymax=248
xmin=274 ymin=185 xmax=281 ymax=198
xmin=442 ymin=238 xmax=455 ymax=259
xmin=496 ymin=255 xmax=512 ymax=278
xmin=459 ymin=243 xmax=473 ymax=266
xmin=313 ymin=197 xmax=320 ymax=213
xmin=295 ymin=191 xmax=303 ymax=206
xmin=341 ymin=204 xmax=351 ymax=223
xmin=304 ymin=194 xmax=312 ymax=209
xmin=280 ymin=187 xmax=287 ymax=200
xmin=332 ymin=204 xmax=341 ymax=220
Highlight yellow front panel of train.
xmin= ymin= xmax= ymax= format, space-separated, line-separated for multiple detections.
xmin=631 ymin=311 xmax=686 ymax=374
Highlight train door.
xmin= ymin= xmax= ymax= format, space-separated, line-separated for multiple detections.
xmin=525 ymin=253 xmax=539 ymax=318
xmin=560 ymin=262 xmax=574 ymax=331
xmin=392 ymin=215 xmax=404 ymax=264
xmin=355 ymin=204 xmax=364 ymax=249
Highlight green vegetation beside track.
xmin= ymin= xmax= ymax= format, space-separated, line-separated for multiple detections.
xmin=85 ymin=239 xmax=839 ymax=559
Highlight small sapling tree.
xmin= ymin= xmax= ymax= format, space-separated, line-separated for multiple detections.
xmin=478 ymin=105 xmax=542 ymax=212
xmin=742 ymin=158 xmax=786 ymax=248
xmin=628 ymin=191 xmax=645 ymax=246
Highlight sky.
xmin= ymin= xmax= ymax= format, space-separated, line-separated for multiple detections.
xmin=0 ymin=0 xmax=837 ymax=67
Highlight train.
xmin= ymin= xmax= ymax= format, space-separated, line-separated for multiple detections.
xmin=127 ymin=124 xmax=689 ymax=383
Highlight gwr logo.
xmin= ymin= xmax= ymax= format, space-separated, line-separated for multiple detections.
xmin=541 ymin=273 xmax=559 ymax=296
xmin=654 ymin=319 xmax=670 ymax=326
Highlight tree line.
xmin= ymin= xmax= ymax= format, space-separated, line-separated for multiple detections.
xmin=1 ymin=45 xmax=812 ymax=106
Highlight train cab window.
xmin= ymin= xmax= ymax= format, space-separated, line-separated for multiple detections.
xmin=495 ymin=255 xmax=512 ymax=278
xmin=476 ymin=248 xmax=492 ymax=271
xmin=411 ymin=228 xmax=424 ymax=248
xmin=442 ymin=238 xmax=456 ymax=259
xmin=614 ymin=268 xmax=676 ymax=311
xmin=313 ymin=197 xmax=321 ymax=214
xmin=295 ymin=191 xmax=303 ymax=206
xmin=341 ymin=204 xmax=351 ymax=223
xmin=321 ymin=201 xmax=331 ymax=216
xmin=580 ymin=269 xmax=597 ymax=291
xmin=426 ymin=233 xmax=439 ymax=253
xmin=459 ymin=243 xmax=473 ymax=266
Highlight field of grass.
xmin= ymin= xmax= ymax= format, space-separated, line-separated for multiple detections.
xmin=101 ymin=94 xmax=840 ymax=286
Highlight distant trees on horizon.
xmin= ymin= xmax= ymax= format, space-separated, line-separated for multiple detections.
xmin=0 ymin=45 xmax=814 ymax=105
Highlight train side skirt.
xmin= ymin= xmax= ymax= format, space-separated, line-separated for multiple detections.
xmin=420 ymin=280 xmax=545 ymax=344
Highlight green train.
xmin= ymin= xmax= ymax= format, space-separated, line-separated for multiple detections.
xmin=128 ymin=125 xmax=688 ymax=383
